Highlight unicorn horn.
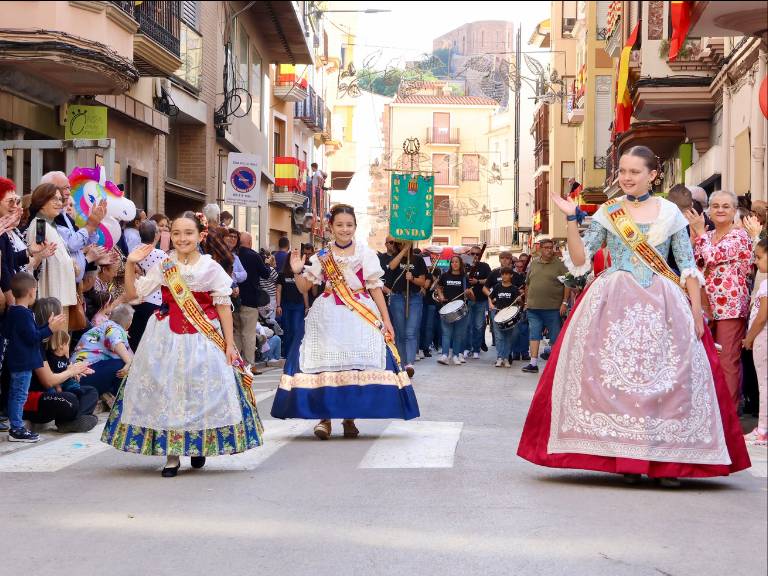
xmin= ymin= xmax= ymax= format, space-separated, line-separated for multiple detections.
xmin=98 ymin=165 xmax=106 ymax=187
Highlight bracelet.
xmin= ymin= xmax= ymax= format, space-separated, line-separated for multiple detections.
xmin=566 ymin=214 xmax=579 ymax=222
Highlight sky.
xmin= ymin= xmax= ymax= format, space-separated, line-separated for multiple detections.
xmin=326 ymin=1 xmax=552 ymax=240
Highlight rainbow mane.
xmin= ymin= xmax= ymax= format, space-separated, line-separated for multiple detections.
xmin=68 ymin=166 xmax=127 ymax=250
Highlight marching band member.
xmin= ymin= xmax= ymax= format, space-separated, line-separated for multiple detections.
xmin=436 ymin=255 xmax=472 ymax=366
xmin=271 ymin=204 xmax=419 ymax=440
xmin=487 ymin=267 xmax=521 ymax=368
xmin=517 ymin=145 xmax=750 ymax=486
xmin=102 ymin=212 xmax=263 ymax=477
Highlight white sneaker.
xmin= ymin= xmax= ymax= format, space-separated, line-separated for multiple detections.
xmin=472 ymin=352 xmax=480 ymax=359
xmin=502 ymin=359 xmax=511 ymax=368
xmin=416 ymin=350 xmax=424 ymax=360
xmin=458 ymin=354 xmax=467 ymax=364
xmin=438 ymin=355 xmax=449 ymax=365
xmin=453 ymin=355 xmax=463 ymax=365
xmin=463 ymin=350 xmax=470 ymax=357
xmin=495 ymin=359 xmax=503 ymax=367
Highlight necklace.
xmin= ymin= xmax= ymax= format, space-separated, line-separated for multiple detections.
xmin=626 ymin=192 xmax=651 ymax=205
xmin=334 ymin=240 xmax=353 ymax=250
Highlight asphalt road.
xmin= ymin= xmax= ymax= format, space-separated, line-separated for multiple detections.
xmin=2 ymin=353 xmax=766 ymax=576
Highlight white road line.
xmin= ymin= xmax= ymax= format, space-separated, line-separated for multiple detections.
xmin=0 ymin=426 xmax=109 ymax=473
xmin=203 ymin=419 xmax=313 ymax=471
xmin=747 ymin=445 xmax=767 ymax=478
xmin=358 ymin=421 xmax=463 ymax=469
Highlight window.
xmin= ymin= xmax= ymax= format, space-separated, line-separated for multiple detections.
xmin=181 ymin=0 xmax=200 ymax=30
xmin=596 ymin=0 xmax=610 ymax=39
xmin=434 ymin=194 xmax=451 ymax=226
xmin=432 ymin=112 xmax=450 ymax=143
xmin=433 ymin=154 xmax=451 ymax=185
xmin=560 ymin=75 xmax=574 ymax=123
xmin=431 ymin=236 xmax=449 ymax=245
xmin=238 ymin=23 xmax=249 ymax=93
xmin=561 ymin=161 xmax=575 ymax=197
xmin=562 ymin=1 xmax=577 ymax=37
xmin=175 ymin=22 xmax=202 ymax=89
xmin=461 ymin=236 xmax=479 ymax=246
xmin=594 ymin=75 xmax=612 ymax=167
xmin=250 ymin=45 xmax=262 ymax=130
xmin=462 ymin=154 xmax=479 ymax=181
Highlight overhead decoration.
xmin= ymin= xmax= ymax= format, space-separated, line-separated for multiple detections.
xmin=615 ymin=21 xmax=640 ymax=134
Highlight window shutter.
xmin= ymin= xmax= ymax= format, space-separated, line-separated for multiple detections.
xmin=595 ymin=75 xmax=612 ymax=164
xmin=181 ymin=0 xmax=200 ymax=30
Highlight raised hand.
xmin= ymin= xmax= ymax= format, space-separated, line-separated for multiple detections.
xmin=684 ymin=209 xmax=706 ymax=236
xmin=88 ymin=200 xmax=108 ymax=225
xmin=126 ymin=243 xmax=154 ymax=264
xmin=743 ymin=215 xmax=762 ymax=241
xmin=550 ymin=191 xmax=578 ymax=217
xmin=48 ymin=312 xmax=67 ymax=332
xmin=0 ymin=213 xmax=17 ymax=236
xmin=289 ymin=248 xmax=305 ymax=274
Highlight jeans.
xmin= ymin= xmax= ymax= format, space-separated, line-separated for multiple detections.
xmin=492 ymin=320 xmax=515 ymax=360
xmin=527 ymin=309 xmax=563 ymax=344
xmin=420 ymin=303 xmax=437 ymax=352
xmin=389 ymin=292 xmax=423 ymax=366
xmin=511 ymin=317 xmax=530 ymax=355
xmin=467 ymin=300 xmax=488 ymax=353
xmin=78 ymin=358 xmax=125 ymax=395
xmin=264 ymin=335 xmax=282 ymax=361
xmin=8 ymin=370 xmax=32 ymax=429
xmin=441 ymin=313 xmax=469 ymax=356
xmin=280 ymin=302 xmax=306 ymax=359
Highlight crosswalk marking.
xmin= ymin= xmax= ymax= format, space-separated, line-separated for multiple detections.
xmin=0 ymin=426 xmax=109 ymax=472
xmin=358 ymin=421 xmax=463 ymax=469
xmin=203 ymin=419 xmax=313 ymax=471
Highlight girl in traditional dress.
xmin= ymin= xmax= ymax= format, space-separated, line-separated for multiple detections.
xmin=517 ymin=146 xmax=750 ymax=486
xmin=270 ymin=204 xmax=419 ymax=440
xmin=101 ymin=212 xmax=263 ymax=477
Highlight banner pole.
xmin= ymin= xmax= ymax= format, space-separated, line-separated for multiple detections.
xmin=405 ymin=247 xmax=411 ymax=319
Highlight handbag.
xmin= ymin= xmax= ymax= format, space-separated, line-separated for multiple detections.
xmin=68 ymin=291 xmax=88 ymax=332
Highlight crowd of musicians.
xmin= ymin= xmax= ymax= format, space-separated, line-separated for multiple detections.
xmin=376 ymin=238 xmax=566 ymax=374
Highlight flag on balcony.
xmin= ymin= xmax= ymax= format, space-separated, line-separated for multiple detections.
xmin=275 ymin=157 xmax=300 ymax=190
xmin=669 ymin=1 xmax=694 ymax=61
xmin=533 ymin=210 xmax=542 ymax=233
xmin=568 ymin=180 xmax=599 ymax=216
xmin=615 ymin=21 xmax=640 ymax=134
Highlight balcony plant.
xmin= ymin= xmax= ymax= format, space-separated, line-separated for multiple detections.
xmin=658 ymin=38 xmax=700 ymax=61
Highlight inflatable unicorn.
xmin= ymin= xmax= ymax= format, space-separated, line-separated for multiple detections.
xmin=69 ymin=166 xmax=136 ymax=250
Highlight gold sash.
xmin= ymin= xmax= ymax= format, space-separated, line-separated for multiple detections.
xmin=316 ymin=248 xmax=403 ymax=367
xmin=160 ymin=258 xmax=260 ymax=412
xmin=603 ymin=199 xmax=687 ymax=293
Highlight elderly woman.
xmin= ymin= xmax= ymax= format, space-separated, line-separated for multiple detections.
xmin=72 ymin=304 xmax=135 ymax=406
xmin=26 ymin=183 xmax=78 ymax=325
xmin=689 ymin=190 xmax=754 ymax=411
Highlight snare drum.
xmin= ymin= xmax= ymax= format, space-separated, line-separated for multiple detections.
xmin=439 ymin=300 xmax=468 ymax=323
xmin=494 ymin=305 xmax=522 ymax=331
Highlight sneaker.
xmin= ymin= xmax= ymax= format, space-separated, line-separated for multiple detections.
xmin=495 ymin=359 xmax=504 ymax=367
xmin=502 ymin=359 xmax=511 ymax=368
xmin=540 ymin=350 xmax=551 ymax=361
xmin=0 ymin=417 xmax=9 ymax=432
xmin=458 ymin=354 xmax=467 ymax=364
xmin=437 ymin=354 xmax=450 ymax=365
xmin=453 ymin=355 xmax=463 ymax=365
xmin=416 ymin=350 xmax=424 ymax=360
xmin=521 ymin=364 xmax=539 ymax=373
xmin=744 ymin=428 xmax=768 ymax=445
xmin=463 ymin=350 xmax=470 ymax=358
xmin=423 ymin=351 xmax=432 ymax=358
xmin=8 ymin=427 xmax=39 ymax=443
xmin=472 ymin=352 xmax=480 ymax=360
xmin=56 ymin=414 xmax=99 ymax=434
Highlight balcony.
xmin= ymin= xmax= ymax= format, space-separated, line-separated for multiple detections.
xmin=274 ymin=64 xmax=308 ymax=102
xmin=245 ymin=1 xmax=314 ymax=65
xmin=434 ymin=209 xmax=460 ymax=228
xmin=659 ymin=38 xmax=725 ymax=74
xmin=295 ymin=86 xmax=324 ymax=133
xmin=319 ymin=106 xmax=333 ymax=143
xmin=534 ymin=140 xmax=549 ymax=170
xmin=110 ymin=1 xmax=182 ymax=77
xmin=566 ymin=94 xmax=584 ymax=125
xmin=273 ymin=156 xmax=308 ymax=206
xmin=425 ymin=127 xmax=460 ymax=145
xmin=0 ymin=2 xmax=140 ymax=101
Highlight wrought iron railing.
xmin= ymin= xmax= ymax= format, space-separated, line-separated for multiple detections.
xmin=111 ymin=1 xmax=181 ymax=57
xmin=596 ymin=26 xmax=608 ymax=41
xmin=426 ymin=127 xmax=460 ymax=144
xmin=594 ymin=155 xmax=607 ymax=169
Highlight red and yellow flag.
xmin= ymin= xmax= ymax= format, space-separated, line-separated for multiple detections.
xmin=615 ymin=21 xmax=640 ymax=134
xmin=669 ymin=1 xmax=693 ymax=61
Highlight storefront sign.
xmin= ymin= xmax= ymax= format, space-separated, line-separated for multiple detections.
xmin=64 ymin=105 xmax=108 ymax=140
xmin=225 ymin=153 xmax=262 ymax=207
xmin=389 ymin=173 xmax=434 ymax=241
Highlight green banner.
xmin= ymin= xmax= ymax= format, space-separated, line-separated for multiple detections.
xmin=389 ymin=173 xmax=434 ymax=241
xmin=64 ymin=104 xmax=108 ymax=140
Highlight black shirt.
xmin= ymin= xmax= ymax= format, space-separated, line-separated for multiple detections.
xmin=489 ymin=281 xmax=519 ymax=310
xmin=278 ymin=273 xmax=305 ymax=306
xmin=390 ymin=254 xmax=428 ymax=294
xmin=467 ymin=261 xmax=492 ymax=301
xmin=438 ymin=272 xmax=466 ymax=302
xmin=46 ymin=349 xmax=69 ymax=374
xmin=378 ymin=252 xmax=395 ymax=290
xmin=237 ymin=247 xmax=273 ymax=308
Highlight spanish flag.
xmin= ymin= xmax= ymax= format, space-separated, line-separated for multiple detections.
xmin=669 ymin=1 xmax=693 ymax=61
xmin=615 ymin=21 xmax=640 ymax=134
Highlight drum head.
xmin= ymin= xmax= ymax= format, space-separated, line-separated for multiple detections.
xmin=495 ymin=305 xmax=519 ymax=323
xmin=440 ymin=300 xmax=466 ymax=314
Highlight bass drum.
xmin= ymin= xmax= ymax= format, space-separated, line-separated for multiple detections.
xmin=439 ymin=300 xmax=468 ymax=323
xmin=494 ymin=305 xmax=522 ymax=331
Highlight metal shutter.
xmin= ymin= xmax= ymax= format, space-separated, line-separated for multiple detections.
xmin=181 ymin=0 xmax=200 ymax=30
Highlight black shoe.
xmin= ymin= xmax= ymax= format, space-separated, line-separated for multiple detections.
xmin=191 ymin=456 xmax=206 ymax=469
xmin=56 ymin=414 xmax=98 ymax=433
xmin=0 ymin=418 xmax=9 ymax=432
xmin=540 ymin=351 xmax=550 ymax=360
xmin=510 ymin=353 xmax=521 ymax=361
xmin=522 ymin=354 xmax=531 ymax=361
xmin=423 ymin=351 xmax=432 ymax=358
xmin=8 ymin=427 xmax=39 ymax=443
xmin=161 ymin=463 xmax=181 ymax=477
xmin=521 ymin=364 xmax=539 ymax=374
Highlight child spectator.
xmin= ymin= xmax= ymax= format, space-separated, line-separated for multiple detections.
xmin=743 ymin=239 xmax=767 ymax=445
xmin=3 ymin=272 xmax=66 ymax=441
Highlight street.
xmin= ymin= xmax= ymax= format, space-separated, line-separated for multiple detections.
xmin=2 ymin=352 xmax=766 ymax=576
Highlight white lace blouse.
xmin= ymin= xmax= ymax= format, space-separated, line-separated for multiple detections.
xmin=302 ymin=242 xmax=385 ymax=291
xmin=134 ymin=252 xmax=233 ymax=306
